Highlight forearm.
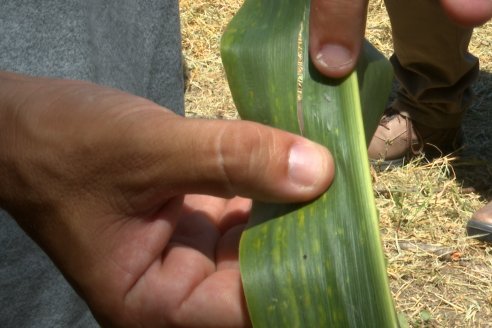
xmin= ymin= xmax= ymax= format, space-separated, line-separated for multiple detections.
xmin=0 ymin=71 xmax=96 ymax=222
xmin=0 ymin=71 xmax=31 ymax=213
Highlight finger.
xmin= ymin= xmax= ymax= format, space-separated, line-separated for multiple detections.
xmin=216 ymin=224 xmax=245 ymax=271
xmin=440 ymin=0 xmax=492 ymax=26
xmin=130 ymin=248 xmax=249 ymax=327
xmin=146 ymin=220 xmax=248 ymax=326
xmin=180 ymin=195 xmax=250 ymax=232
xmin=170 ymin=195 xmax=223 ymax=255
xmin=138 ymin=113 xmax=335 ymax=204
xmin=175 ymin=270 xmax=250 ymax=327
xmin=177 ymin=196 xmax=248 ymax=270
xmin=309 ymin=0 xmax=368 ymax=78
xmin=217 ymin=197 xmax=251 ymax=233
xmin=141 ymin=196 xmax=248 ymax=325
xmin=182 ymin=194 xmax=231 ymax=228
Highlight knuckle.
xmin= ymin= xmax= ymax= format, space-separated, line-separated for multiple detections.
xmin=215 ymin=122 xmax=284 ymax=194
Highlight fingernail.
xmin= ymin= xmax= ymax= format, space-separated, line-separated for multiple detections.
xmin=288 ymin=142 xmax=326 ymax=188
xmin=315 ymin=43 xmax=353 ymax=70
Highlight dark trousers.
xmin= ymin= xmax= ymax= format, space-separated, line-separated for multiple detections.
xmin=385 ymin=0 xmax=479 ymax=128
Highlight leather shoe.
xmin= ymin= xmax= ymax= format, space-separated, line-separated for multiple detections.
xmin=368 ymin=108 xmax=462 ymax=168
xmin=467 ymin=201 xmax=492 ymax=242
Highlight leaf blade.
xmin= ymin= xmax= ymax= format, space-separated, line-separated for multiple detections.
xmin=221 ymin=0 xmax=399 ymax=326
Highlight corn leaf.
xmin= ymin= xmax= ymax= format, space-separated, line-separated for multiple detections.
xmin=221 ymin=0 xmax=397 ymax=327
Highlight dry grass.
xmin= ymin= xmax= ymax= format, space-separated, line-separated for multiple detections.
xmin=180 ymin=0 xmax=240 ymax=119
xmin=180 ymin=0 xmax=492 ymax=326
xmin=376 ymin=156 xmax=492 ymax=326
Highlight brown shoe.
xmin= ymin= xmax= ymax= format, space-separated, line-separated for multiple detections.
xmin=368 ymin=108 xmax=462 ymax=168
xmin=467 ymin=201 xmax=492 ymax=242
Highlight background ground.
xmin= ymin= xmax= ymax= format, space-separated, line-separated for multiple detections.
xmin=180 ymin=1 xmax=492 ymax=326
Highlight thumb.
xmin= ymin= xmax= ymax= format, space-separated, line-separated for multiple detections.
xmin=146 ymin=115 xmax=335 ymax=203
xmin=440 ymin=0 xmax=492 ymax=26
xmin=309 ymin=0 xmax=368 ymax=78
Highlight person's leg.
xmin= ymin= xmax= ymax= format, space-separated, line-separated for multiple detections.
xmin=371 ymin=0 xmax=491 ymax=242
xmin=369 ymin=0 xmax=479 ymax=162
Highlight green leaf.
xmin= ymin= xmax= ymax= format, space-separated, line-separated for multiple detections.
xmin=420 ymin=310 xmax=432 ymax=322
xmin=221 ymin=0 xmax=398 ymax=327
xmin=398 ymin=313 xmax=410 ymax=328
xmin=220 ymin=0 xmax=304 ymax=133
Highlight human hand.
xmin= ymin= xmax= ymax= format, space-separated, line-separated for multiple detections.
xmin=309 ymin=0 xmax=492 ymax=79
xmin=440 ymin=0 xmax=492 ymax=27
xmin=309 ymin=0 xmax=368 ymax=78
xmin=0 ymin=72 xmax=334 ymax=327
